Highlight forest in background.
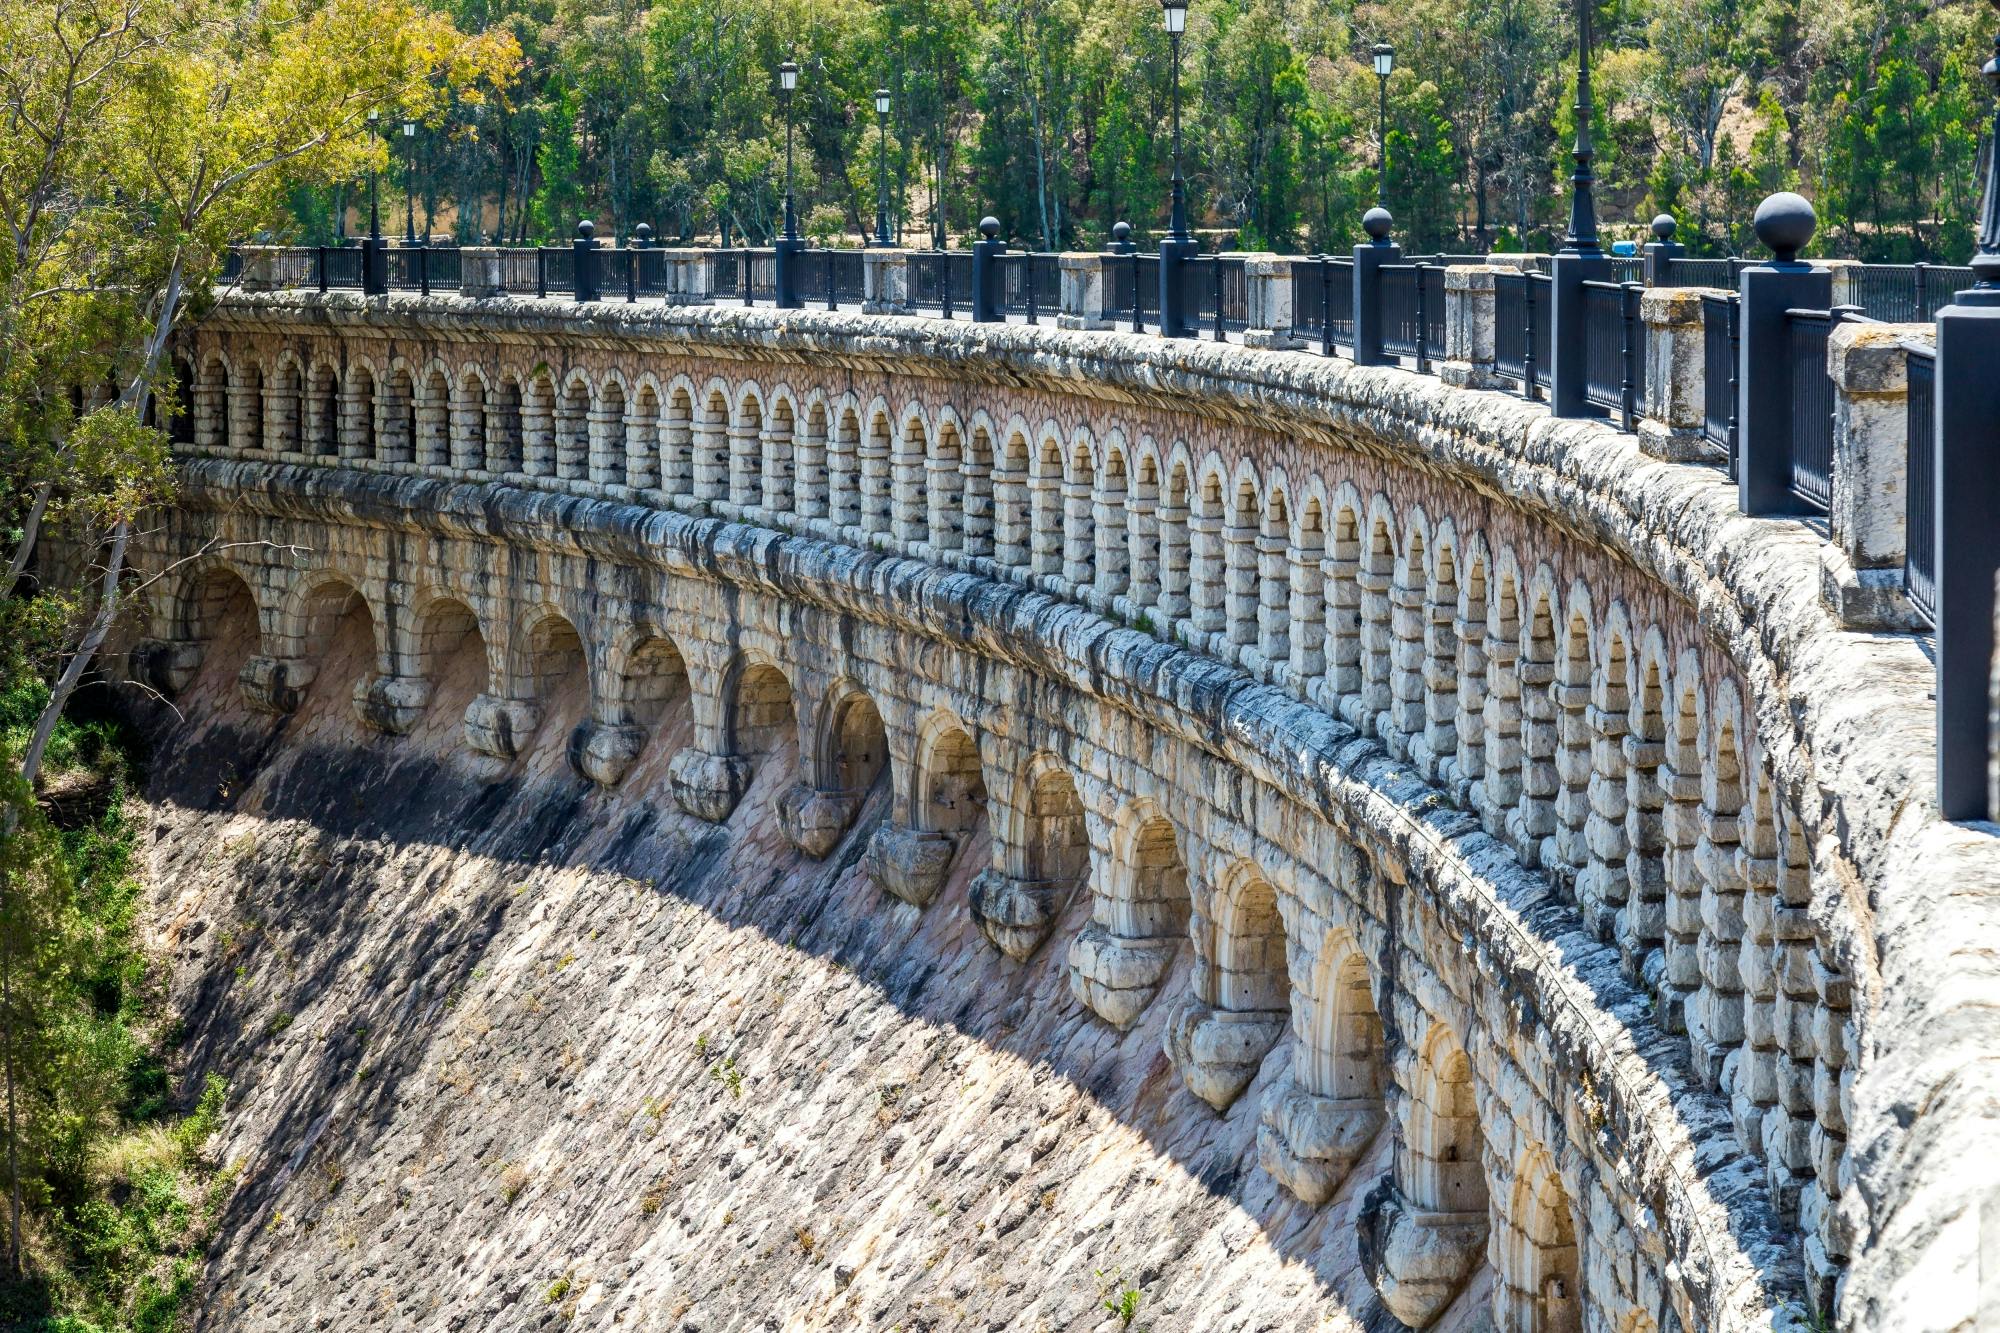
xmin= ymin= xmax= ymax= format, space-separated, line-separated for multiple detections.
xmin=287 ymin=0 xmax=2000 ymax=260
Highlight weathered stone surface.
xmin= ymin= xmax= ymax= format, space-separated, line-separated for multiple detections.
xmin=667 ymin=746 xmax=751 ymax=822
xmin=864 ymin=823 xmax=957 ymax=907
xmin=1162 ymin=998 xmax=1288 ymax=1112
xmin=967 ymin=870 xmax=1067 ymax=960
xmin=1065 ymin=922 xmax=1181 ymax=1029
xmin=237 ymin=655 xmax=316 ymax=715
xmin=776 ymin=783 xmax=863 ymax=858
xmin=462 ymin=693 xmax=542 ymax=760
xmin=570 ymin=718 xmax=646 ymax=787
xmin=1358 ymin=1179 xmax=1490 ymax=1330
xmin=352 ymin=672 xmax=429 ymax=735
xmin=1255 ymin=1074 xmax=1384 ymax=1205
xmin=130 ymin=638 xmax=205 ymax=697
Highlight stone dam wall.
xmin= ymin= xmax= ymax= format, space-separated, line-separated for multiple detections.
xmin=105 ymin=290 xmax=2000 ymax=1331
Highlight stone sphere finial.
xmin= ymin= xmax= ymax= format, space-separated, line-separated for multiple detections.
xmin=576 ymin=218 xmax=596 ymax=241
xmin=1362 ymin=206 xmax=1394 ymax=242
xmin=1112 ymin=221 xmax=1132 ymax=243
xmin=1651 ymin=214 xmax=1677 ymax=242
xmin=1752 ymin=192 xmax=1816 ymax=263
xmin=633 ymin=222 xmax=654 ymax=248
xmin=980 ymin=216 xmax=1000 ymax=240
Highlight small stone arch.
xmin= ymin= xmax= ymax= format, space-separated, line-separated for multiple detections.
xmin=893 ymin=408 xmax=929 ymax=542
xmin=410 ymin=594 xmax=486 ymax=687
xmin=595 ymin=374 xmax=628 ymax=487
xmin=416 ymin=363 xmax=452 ymax=467
xmin=379 ymin=362 xmax=416 ymax=464
xmin=235 ymin=358 xmax=266 ymax=452
xmin=168 ymin=563 xmax=263 ymax=696
xmin=969 ymin=752 xmax=1091 ymax=957
xmin=815 ymin=682 xmax=890 ymax=798
xmin=515 ymin=606 xmax=586 ymax=703
xmin=1405 ymin=1024 xmax=1488 ymax=1215
xmin=730 ymin=385 xmax=764 ymax=507
xmin=1498 ymin=1149 xmax=1584 ymax=1333
xmin=995 ymin=427 xmax=1032 ymax=566
xmin=485 ymin=372 xmax=524 ymax=474
xmin=1209 ymin=863 xmax=1288 ymax=1014
xmin=913 ymin=717 xmax=987 ymax=837
xmin=860 ymin=404 xmax=895 ymax=534
xmin=607 ymin=627 xmax=689 ymax=729
xmin=725 ymin=657 xmax=797 ymax=758
xmin=762 ymin=391 xmax=796 ymax=512
xmin=556 ymin=373 xmax=592 ymax=481
xmin=963 ymin=422 xmax=996 ymax=557
xmin=280 ymin=571 xmax=376 ymax=664
xmin=1304 ymin=938 xmax=1384 ymax=1101
xmin=268 ymin=353 xmax=303 ymax=453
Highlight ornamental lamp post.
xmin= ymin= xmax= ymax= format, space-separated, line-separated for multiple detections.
xmin=1372 ymin=43 xmax=1394 ymax=208
xmin=402 ymin=119 xmax=418 ymax=244
xmin=1548 ymin=0 xmax=1610 ymax=419
xmin=362 ymin=110 xmax=387 ymax=294
xmin=874 ymin=87 xmax=893 ymax=247
xmin=775 ymin=59 xmax=805 ymax=308
xmin=780 ymin=60 xmax=800 ymax=240
xmin=1158 ymin=0 xmax=1196 ymax=337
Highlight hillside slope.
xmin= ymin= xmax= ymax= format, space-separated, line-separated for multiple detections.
xmin=136 ymin=609 xmax=1493 ymax=1331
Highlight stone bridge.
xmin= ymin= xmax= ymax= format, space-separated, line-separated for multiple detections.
xmin=121 ymin=287 xmax=1999 ymax=1331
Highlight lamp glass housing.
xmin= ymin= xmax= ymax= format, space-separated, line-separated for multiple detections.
xmin=1160 ymin=0 xmax=1187 ymax=35
xmin=779 ymin=60 xmax=799 ymax=92
xmin=402 ymin=121 xmax=415 ymax=136
xmin=875 ymin=88 xmax=891 ymax=114
xmin=1373 ymin=44 xmax=1394 ymax=77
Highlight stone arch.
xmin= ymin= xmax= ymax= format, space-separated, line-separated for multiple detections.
xmin=172 ymin=562 xmax=262 ymax=664
xmin=828 ymin=402 xmax=863 ymax=530
xmin=659 ymin=380 xmax=694 ymax=494
xmin=815 ymin=682 xmax=890 ymax=798
xmin=379 ymin=361 xmax=415 ymax=464
xmin=450 ymin=366 xmax=488 ymax=471
xmin=624 ymin=376 xmax=663 ymax=491
xmin=1289 ymin=490 xmax=1328 ymax=679
xmin=235 ymin=357 xmax=266 ymax=452
xmin=762 ymin=390 xmax=796 ymax=513
xmin=1513 ymin=572 xmax=1561 ymax=866
xmin=1305 ymin=938 xmax=1384 ymax=1101
xmin=605 ymin=626 xmax=689 ymax=729
xmin=927 ymin=414 xmax=966 ymax=553
xmin=515 ymin=605 xmax=586 ymax=704
xmin=861 ymin=403 xmax=894 ymax=535
xmin=193 ymin=350 xmax=230 ymax=449
xmin=595 ymin=373 xmax=628 ymax=487
xmin=343 ymin=362 xmax=377 ymax=459
xmin=1063 ymin=434 xmax=1096 ymax=587
xmin=268 ymin=352 xmax=303 ymax=453
xmin=416 ymin=363 xmax=452 ymax=467
xmin=168 ymin=352 xmax=200 ymax=446
xmin=556 ymin=372 xmax=592 ymax=481
xmin=730 ymin=383 xmax=764 ymax=507
xmin=1166 ymin=860 xmax=1291 ymax=1110
xmin=279 ymin=571 xmax=377 ymax=664
xmin=1405 ymin=1024 xmax=1488 ymax=1215
xmin=1498 ymin=1148 xmax=1584 ymax=1333
xmin=1029 ymin=427 xmax=1066 ymax=578
xmin=913 ymin=716 xmax=987 ymax=836
xmin=1209 ymin=862 xmax=1287 ymax=1014
xmin=486 ymin=371 xmax=524 ymax=474
xmin=969 ymin=752 xmax=1090 ymax=957
xmin=892 ymin=405 xmax=928 ymax=543
xmin=1093 ymin=437 xmax=1131 ymax=598
xmin=1352 ymin=500 xmax=1399 ymax=736
xmin=963 ymin=420 xmax=995 ymax=557
xmin=724 ymin=656 xmax=796 ymax=758
xmin=995 ymin=426 xmax=1032 ymax=568
xmin=409 ymin=593 xmax=486 ymax=687
xmin=1066 ymin=803 xmax=1187 ymax=1028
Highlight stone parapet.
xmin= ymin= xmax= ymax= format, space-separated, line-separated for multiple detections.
xmin=1821 ymin=321 xmax=1933 ymax=631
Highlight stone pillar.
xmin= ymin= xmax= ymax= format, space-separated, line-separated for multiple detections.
xmin=1549 ymin=674 xmax=1594 ymax=901
xmin=777 ymin=784 xmax=864 ymax=859
xmin=588 ymin=397 xmax=625 ymax=487
xmin=1441 ymin=265 xmax=1502 ymax=390
xmin=1445 ymin=609 xmax=1487 ymax=805
xmin=728 ymin=411 xmax=763 ymax=512
xmin=667 ymin=747 xmax=752 ymax=822
xmin=459 ymin=247 xmax=507 ymax=298
xmin=1224 ymin=520 xmax=1259 ymax=649
xmin=1509 ymin=654 xmax=1556 ymax=868
xmin=233 ymin=245 xmax=284 ymax=292
xmin=1656 ymin=745 xmax=1704 ymax=1035
xmin=865 ymin=823 xmax=958 ymax=908
xmin=128 ymin=639 xmax=206 ymax=698
xmin=1820 ymin=321 xmax=1931 ymax=630
xmin=859 ymin=422 xmax=892 ymax=537
xmin=1188 ymin=512 xmax=1227 ymax=640
xmin=963 ymin=454 xmax=994 ymax=559
xmin=624 ymin=406 xmax=659 ymax=492
xmin=1767 ymin=836 xmax=1817 ymax=1224
xmin=1255 ymin=529 xmax=1289 ymax=665
xmin=659 ymin=401 xmax=692 ymax=497
xmin=1384 ymin=573 xmax=1426 ymax=755
xmin=1322 ymin=551 xmax=1361 ymax=713
xmin=1732 ymin=784 xmax=1782 ymax=1168
xmin=827 ymin=418 xmax=860 ymax=533
xmin=237 ymin=656 xmax=316 ymax=716
xmin=861 ymin=249 xmax=912 ymax=316
xmin=353 ymin=673 xmax=431 ymax=736
xmin=1067 ymin=922 xmax=1181 ymax=1029
xmin=1243 ymin=254 xmax=1303 ymax=350
xmin=194 ymin=367 xmax=228 ymax=451
xmin=693 ymin=406 xmax=728 ymax=503
xmin=1286 ymin=543 xmax=1325 ymax=683
xmin=925 ymin=452 xmax=963 ymax=553
xmin=1162 ymin=997 xmax=1287 ymax=1114
xmin=1155 ymin=498 xmax=1190 ymax=626
xmin=664 ymin=249 xmax=715 ymax=305
xmin=263 ymin=377 xmax=299 ymax=458
xmin=522 ymin=391 xmax=554 ymax=478
xmin=1058 ymin=254 xmax=1114 ymax=331
xmin=793 ymin=410 xmax=828 ymax=525
xmin=993 ymin=466 xmax=1028 ymax=568
xmin=1619 ymin=723 xmax=1667 ymax=983
xmin=228 ymin=367 xmax=261 ymax=453
xmin=1349 ymin=562 xmax=1392 ymax=737
xmin=1475 ymin=629 xmax=1523 ymax=843
xmin=1580 ymin=692 xmax=1632 ymax=941
xmin=1093 ymin=491 xmax=1129 ymax=599
xmin=892 ymin=430 xmax=927 ymax=544
xmin=573 ymin=718 xmax=646 ymax=787
xmin=1638 ymin=288 xmax=1712 ymax=461
xmin=336 ymin=376 xmax=370 ymax=462
xmin=1029 ymin=470 xmax=1064 ymax=577
xmin=1690 ymin=780 xmax=1746 ymax=1089
xmin=1414 ymin=594 xmax=1458 ymax=783
xmin=1802 ymin=958 xmax=1853 ymax=1316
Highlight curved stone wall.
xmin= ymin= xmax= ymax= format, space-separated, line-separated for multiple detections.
xmin=126 ymin=290 xmax=2000 ymax=1331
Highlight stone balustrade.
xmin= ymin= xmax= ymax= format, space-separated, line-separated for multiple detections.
xmin=127 ymin=285 xmax=2000 ymax=1333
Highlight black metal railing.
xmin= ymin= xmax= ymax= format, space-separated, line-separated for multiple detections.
xmin=910 ymin=251 xmax=974 ymax=318
xmin=1380 ymin=263 xmax=1442 ymax=367
xmin=1581 ymin=279 xmax=1646 ymax=429
xmin=1702 ymin=293 xmax=1739 ymax=469
xmin=1186 ymin=254 xmax=1249 ymax=339
xmin=1904 ymin=342 xmax=1937 ymax=626
xmin=1665 ymin=257 xmax=1746 ymax=289
xmin=631 ymin=248 xmax=670 ymax=298
xmin=998 ymin=252 xmax=1062 ymax=323
xmin=797 ymin=248 xmax=866 ymax=309
xmin=1845 ymin=263 xmax=1975 ymax=323
xmin=1104 ymin=253 xmax=1159 ymax=332
xmin=1495 ymin=270 xmax=1552 ymax=399
xmin=1290 ymin=256 xmax=1354 ymax=351
xmin=1785 ymin=307 xmax=1839 ymax=511
xmin=317 ymin=246 xmax=365 ymax=291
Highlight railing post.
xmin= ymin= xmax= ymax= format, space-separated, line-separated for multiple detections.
xmin=536 ymin=248 xmax=548 ymax=300
xmin=1739 ymin=193 xmax=1831 ymax=515
xmin=572 ymin=220 xmax=600 ymax=302
xmin=1320 ymin=257 xmax=1335 ymax=356
xmin=1352 ymin=207 xmax=1401 ymax=367
xmin=1211 ymin=255 xmax=1226 ymax=342
xmin=774 ymin=231 xmax=805 ymax=309
xmin=1441 ymin=265 xmax=1499 ymax=389
xmin=317 ymin=246 xmax=329 ymax=295
xmin=862 ymin=249 xmax=913 ymax=316
xmin=742 ymin=249 xmax=754 ymax=307
xmin=939 ymin=250 xmax=955 ymax=320
xmin=1933 ymin=257 xmax=2000 ymax=818
xmin=363 ymin=235 xmax=388 ymax=296
xmin=628 ymin=224 xmax=649 ymax=303
xmin=1820 ymin=320 xmax=1931 ymax=630
xmin=1025 ymin=260 xmax=1040 ymax=324
xmin=972 ymin=218 xmax=1005 ymax=323
xmin=416 ymin=241 xmax=430 ymax=297
xmin=1243 ymin=255 xmax=1301 ymax=350
xmin=1618 ymin=280 xmax=1642 ymax=431
xmin=1057 ymin=253 xmax=1112 ymax=331
xmin=1159 ymin=234 xmax=1196 ymax=339
xmin=825 ymin=246 xmax=838 ymax=310
xmin=1414 ymin=261 xmax=1432 ymax=373
xmin=1551 ymin=247 xmax=1613 ymax=418
xmin=662 ymin=249 xmax=715 ymax=306
xmin=1637 ymin=287 xmax=1708 ymax=459
xmin=1642 ymin=214 xmax=1683 ymax=287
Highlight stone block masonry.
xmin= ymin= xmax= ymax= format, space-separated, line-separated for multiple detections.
xmin=120 ymin=287 xmax=2000 ymax=1333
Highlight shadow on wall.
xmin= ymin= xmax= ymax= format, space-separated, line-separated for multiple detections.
xmin=135 ymin=568 xmax=1502 ymax=1330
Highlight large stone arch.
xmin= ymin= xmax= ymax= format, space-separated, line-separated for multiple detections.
xmin=968 ymin=752 xmax=1087 ymax=958
xmin=780 ymin=679 xmax=890 ymax=860
xmin=1066 ymin=802 xmax=1190 ymax=1029
xmin=1496 ymin=1147 xmax=1584 ymax=1333
xmin=1166 ymin=860 xmax=1290 ymax=1112
xmin=1258 ymin=928 xmax=1387 ymax=1205
xmin=574 ymin=624 xmax=689 ymax=787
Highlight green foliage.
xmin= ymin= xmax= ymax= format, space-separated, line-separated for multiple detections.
xmin=327 ymin=0 xmax=2000 ymax=259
